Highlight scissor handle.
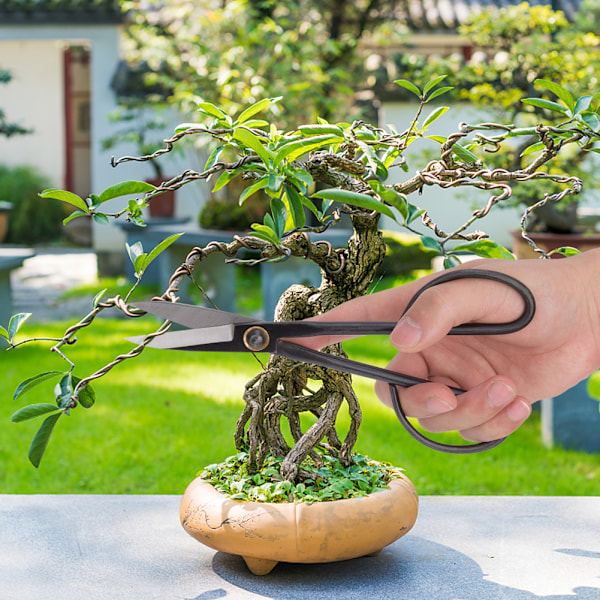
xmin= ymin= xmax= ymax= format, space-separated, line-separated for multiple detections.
xmin=407 ymin=268 xmax=536 ymax=336
xmin=391 ymin=268 xmax=535 ymax=453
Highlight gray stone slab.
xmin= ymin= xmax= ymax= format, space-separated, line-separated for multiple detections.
xmin=1 ymin=495 xmax=599 ymax=599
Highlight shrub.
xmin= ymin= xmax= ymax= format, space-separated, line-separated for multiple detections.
xmin=0 ymin=165 xmax=64 ymax=244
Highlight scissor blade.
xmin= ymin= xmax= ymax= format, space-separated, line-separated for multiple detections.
xmin=133 ymin=301 xmax=258 ymax=329
xmin=127 ymin=324 xmax=235 ymax=349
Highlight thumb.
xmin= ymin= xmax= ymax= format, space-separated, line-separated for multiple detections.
xmin=390 ymin=271 xmax=524 ymax=352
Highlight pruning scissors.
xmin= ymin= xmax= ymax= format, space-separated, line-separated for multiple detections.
xmin=130 ymin=269 xmax=535 ymax=454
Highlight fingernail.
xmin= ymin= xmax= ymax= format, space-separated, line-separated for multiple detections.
xmin=488 ymin=381 xmax=516 ymax=408
xmin=506 ymin=399 xmax=531 ymax=422
xmin=394 ymin=316 xmax=422 ymax=348
xmin=426 ymin=395 xmax=454 ymax=415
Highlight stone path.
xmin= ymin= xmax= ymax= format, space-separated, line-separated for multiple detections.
xmin=10 ymin=247 xmax=99 ymax=322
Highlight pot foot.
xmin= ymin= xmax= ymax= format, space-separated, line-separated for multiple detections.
xmin=242 ymin=556 xmax=278 ymax=575
xmin=366 ymin=549 xmax=382 ymax=557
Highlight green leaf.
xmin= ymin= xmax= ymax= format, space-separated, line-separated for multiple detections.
xmin=284 ymin=184 xmax=306 ymax=228
xmin=8 ymin=312 xmax=31 ymax=341
xmin=92 ymin=213 xmax=110 ymax=225
xmin=574 ymin=96 xmax=594 ymax=115
xmin=144 ymin=233 xmax=184 ymax=271
xmin=534 ymin=79 xmax=575 ymax=112
xmin=521 ymin=98 xmax=569 ymax=115
xmin=581 ymin=112 xmax=600 ymax=131
xmin=239 ymin=177 xmax=269 ymax=205
xmin=423 ymin=75 xmax=447 ymax=94
xmin=211 ymin=169 xmax=240 ymax=193
xmin=126 ymin=241 xmax=144 ymax=270
xmin=273 ymin=134 xmax=344 ymax=166
xmin=520 ymin=142 xmax=546 ymax=157
xmin=452 ymin=144 xmax=481 ymax=164
xmin=236 ymin=97 xmax=281 ymax=124
xmin=298 ymin=124 xmax=345 ymax=136
xmin=268 ymin=173 xmax=285 ymax=193
xmin=63 ymin=210 xmax=88 ymax=225
xmin=547 ymin=246 xmax=581 ymax=257
xmin=443 ymin=255 xmax=462 ymax=269
xmin=394 ymin=79 xmax=421 ymax=97
xmin=270 ymin=196 xmax=286 ymax=238
xmin=39 ymin=189 xmax=89 ymax=212
xmin=425 ymin=87 xmax=453 ymax=102
xmin=233 ymin=128 xmax=274 ymax=165
xmin=311 ymin=188 xmax=396 ymax=221
xmin=0 ymin=325 xmax=8 ymax=341
xmin=422 ymin=106 xmax=449 ymax=131
xmin=28 ymin=412 xmax=61 ymax=468
xmin=11 ymin=403 xmax=60 ymax=423
xmin=98 ymin=181 xmax=156 ymax=204
xmin=452 ymin=239 xmax=515 ymax=260
xmin=54 ymin=373 xmax=74 ymax=409
xmin=197 ymin=101 xmax=229 ymax=120
xmin=420 ymin=236 xmax=443 ymax=254
xmin=72 ymin=376 xmax=95 ymax=409
xmin=134 ymin=253 xmax=148 ymax=276
xmin=250 ymin=223 xmax=280 ymax=245
xmin=14 ymin=371 xmax=65 ymax=401
xmin=92 ymin=288 xmax=108 ymax=308
xmin=285 ymin=167 xmax=313 ymax=193
xmin=406 ymin=204 xmax=426 ymax=224
xmin=204 ymin=144 xmax=226 ymax=170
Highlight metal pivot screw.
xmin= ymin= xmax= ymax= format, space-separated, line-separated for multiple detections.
xmin=243 ymin=326 xmax=270 ymax=352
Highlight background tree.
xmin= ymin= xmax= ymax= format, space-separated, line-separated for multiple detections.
xmin=395 ymin=2 xmax=600 ymax=232
xmin=0 ymin=68 xmax=31 ymax=138
xmin=119 ymin=0 xmax=408 ymax=127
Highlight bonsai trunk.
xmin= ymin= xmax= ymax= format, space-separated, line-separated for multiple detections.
xmin=234 ymin=212 xmax=387 ymax=481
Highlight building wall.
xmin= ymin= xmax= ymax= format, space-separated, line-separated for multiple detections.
xmin=0 ymin=39 xmax=65 ymax=187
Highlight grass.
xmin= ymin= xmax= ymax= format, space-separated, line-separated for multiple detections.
xmin=2 ymin=317 xmax=599 ymax=495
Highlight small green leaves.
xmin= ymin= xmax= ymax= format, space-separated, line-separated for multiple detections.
xmin=201 ymin=451 xmax=403 ymax=503
xmin=1 ymin=312 xmax=32 ymax=345
xmin=40 ymin=189 xmax=88 ymax=212
xmin=394 ymin=76 xmax=453 ymax=102
xmin=11 ymin=403 xmax=60 ymax=423
xmin=126 ymin=232 xmax=184 ymax=279
xmin=274 ymin=134 xmax=343 ymax=166
xmin=28 ymin=413 xmax=62 ymax=468
xmin=233 ymin=128 xmax=274 ymax=164
xmin=13 ymin=371 xmax=65 ymax=401
xmin=98 ymin=181 xmax=157 ymax=204
xmin=450 ymin=239 xmax=515 ymax=260
xmin=236 ymin=97 xmax=282 ymax=124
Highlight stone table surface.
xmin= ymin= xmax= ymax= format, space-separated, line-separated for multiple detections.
xmin=1 ymin=494 xmax=599 ymax=600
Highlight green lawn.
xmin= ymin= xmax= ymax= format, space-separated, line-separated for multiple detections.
xmin=2 ymin=318 xmax=599 ymax=495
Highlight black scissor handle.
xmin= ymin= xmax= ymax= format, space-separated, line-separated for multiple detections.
xmin=403 ymin=268 xmax=536 ymax=336
xmin=391 ymin=268 xmax=536 ymax=454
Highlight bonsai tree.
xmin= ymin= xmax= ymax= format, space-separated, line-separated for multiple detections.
xmin=4 ymin=78 xmax=600 ymax=498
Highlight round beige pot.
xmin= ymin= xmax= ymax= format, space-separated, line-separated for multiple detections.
xmin=180 ymin=474 xmax=418 ymax=575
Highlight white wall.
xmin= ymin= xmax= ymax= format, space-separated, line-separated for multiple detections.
xmin=0 ymin=40 xmax=65 ymax=187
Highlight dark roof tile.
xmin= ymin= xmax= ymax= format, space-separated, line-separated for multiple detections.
xmin=0 ymin=0 xmax=124 ymax=24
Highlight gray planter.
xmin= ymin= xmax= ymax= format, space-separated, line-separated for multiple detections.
xmin=541 ymin=378 xmax=600 ymax=453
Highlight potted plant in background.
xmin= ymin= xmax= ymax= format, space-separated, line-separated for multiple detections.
xmin=3 ymin=78 xmax=600 ymax=574
xmin=101 ymin=105 xmax=178 ymax=219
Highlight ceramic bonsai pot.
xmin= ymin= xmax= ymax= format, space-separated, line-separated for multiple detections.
xmin=180 ymin=473 xmax=419 ymax=575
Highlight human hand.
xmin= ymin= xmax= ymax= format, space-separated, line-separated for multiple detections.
xmin=304 ymin=250 xmax=600 ymax=442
